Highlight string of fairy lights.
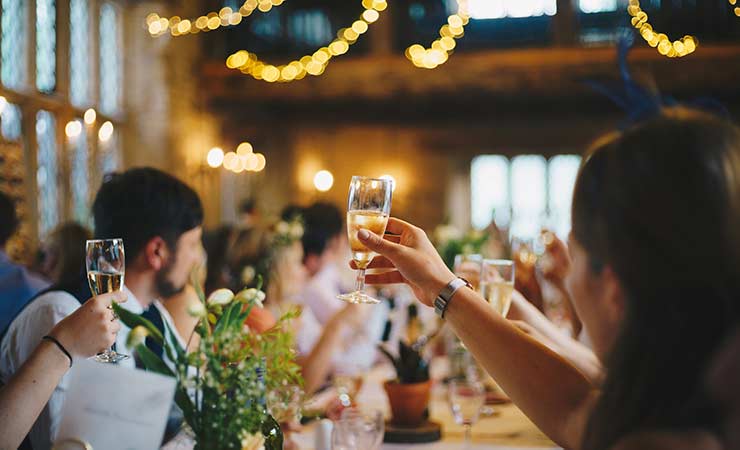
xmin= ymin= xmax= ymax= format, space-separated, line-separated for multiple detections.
xmin=147 ymin=0 xmax=740 ymax=76
xmin=404 ymin=0 xmax=470 ymax=69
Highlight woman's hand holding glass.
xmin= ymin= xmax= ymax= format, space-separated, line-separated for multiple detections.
xmin=350 ymin=217 xmax=455 ymax=307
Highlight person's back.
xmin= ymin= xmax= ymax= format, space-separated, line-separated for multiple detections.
xmin=0 ymin=192 xmax=48 ymax=333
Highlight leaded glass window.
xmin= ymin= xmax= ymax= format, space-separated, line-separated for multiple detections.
xmin=1 ymin=103 xmax=22 ymax=141
xmin=466 ymin=0 xmax=557 ymax=19
xmin=1 ymin=0 xmax=29 ymax=90
xmin=70 ymin=0 xmax=91 ymax=108
xmin=36 ymin=0 xmax=57 ymax=93
xmin=101 ymin=139 xmax=120 ymax=176
xmin=99 ymin=3 xmax=122 ymax=115
xmin=471 ymin=154 xmax=582 ymax=239
xmin=70 ymin=121 xmax=90 ymax=223
xmin=36 ymin=111 xmax=59 ymax=237
xmin=579 ymin=0 xmax=618 ymax=13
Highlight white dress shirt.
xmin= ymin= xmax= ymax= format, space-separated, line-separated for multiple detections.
xmin=0 ymin=286 xmax=144 ymax=450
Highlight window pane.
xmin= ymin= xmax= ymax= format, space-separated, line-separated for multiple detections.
xmin=99 ymin=3 xmax=122 ymax=115
xmin=36 ymin=0 xmax=57 ymax=93
xmin=70 ymin=0 xmax=90 ymax=107
xmin=548 ymin=155 xmax=581 ymax=237
xmin=471 ymin=155 xmax=510 ymax=230
xmin=99 ymin=129 xmax=120 ymax=177
xmin=579 ymin=0 xmax=618 ymax=13
xmin=70 ymin=120 xmax=90 ymax=223
xmin=468 ymin=0 xmax=557 ymax=19
xmin=1 ymin=103 xmax=23 ymax=141
xmin=510 ymin=155 xmax=547 ymax=239
xmin=288 ymin=10 xmax=332 ymax=47
xmin=36 ymin=111 xmax=59 ymax=237
xmin=1 ymin=0 xmax=29 ymax=90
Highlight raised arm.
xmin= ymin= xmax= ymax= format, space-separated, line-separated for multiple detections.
xmin=355 ymin=218 xmax=598 ymax=448
xmin=0 ymin=292 xmax=124 ymax=450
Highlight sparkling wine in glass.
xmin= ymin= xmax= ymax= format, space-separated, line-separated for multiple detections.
xmin=339 ymin=176 xmax=393 ymax=304
xmin=86 ymin=239 xmax=127 ymax=363
xmin=480 ymin=259 xmax=515 ymax=317
xmin=449 ymin=379 xmax=486 ymax=450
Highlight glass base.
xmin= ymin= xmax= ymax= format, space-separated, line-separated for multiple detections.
xmin=337 ymin=291 xmax=381 ymax=304
xmin=92 ymin=350 xmax=129 ymax=363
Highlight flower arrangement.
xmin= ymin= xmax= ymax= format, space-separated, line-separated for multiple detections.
xmin=432 ymin=224 xmax=489 ymax=270
xmin=115 ymin=276 xmax=302 ymax=450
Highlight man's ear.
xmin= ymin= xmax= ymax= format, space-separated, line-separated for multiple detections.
xmin=143 ymin=236 xmax=169 ymax=271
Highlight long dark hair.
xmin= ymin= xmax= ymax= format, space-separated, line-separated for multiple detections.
xmin=574 ymin=108 xmax=740 ymax=450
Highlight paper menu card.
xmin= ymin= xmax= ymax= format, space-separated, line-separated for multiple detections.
xmin=55 ymin=359 xmax=176 ymax=450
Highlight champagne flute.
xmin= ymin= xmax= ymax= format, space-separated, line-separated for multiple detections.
xmin=449 ymin=379 xmax=486 ymax=450
xmin=339 ymin=176 xmax=393 ymax=304
xmin=86 ymin=239 xmax=127 ymax=363
xmin=454 ymin=254 xmax=483 ymax=292
xmin=480 ymin=259 xmax=515 ymax=317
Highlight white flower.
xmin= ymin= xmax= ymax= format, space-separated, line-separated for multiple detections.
xmin=289 ymin=222 xmax=304 ymax=239
xmin=126 ymin=326 xmax=149 ymax=349
xmin=276 ymin=221 xmax=290 ymax=235
xmin=187 ymin=301 xmax=207 ymax=318
xmin=206 ymin=288 xmax=235 ymax=306
xmin=235 ymin=288 xmax=266 ymax=308
xmin=241 ymin=265 xmax=256 ymax=285
xmin=240 ymin=432 xmax=265 ymax=450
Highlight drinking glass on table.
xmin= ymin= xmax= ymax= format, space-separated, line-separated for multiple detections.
xmin=480 ymin=259 xmax=515 ymax=317
xmin=453 ymin=254 xmax=483 ymax=292
xmin=339 ymin=176 xmax=393 ymax=304
xmin=86 ymin=239 xmax=127 ymax=363
xmin=332 ymin=408 xmax=384 ymax=450
xmin=449 ymin=379 xmax=486 ymax=450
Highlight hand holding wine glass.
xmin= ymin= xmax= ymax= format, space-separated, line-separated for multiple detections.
xmin=339 ymin=176 xmax=394 ymax=304
xmin=85 ymin=239 xmax=127 ymax=363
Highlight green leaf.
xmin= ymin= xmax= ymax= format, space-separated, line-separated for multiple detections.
xmin=113 ymin=303 xmax=164 ymax=345
xmin=135 ymin=343 xmax=175 ymax=377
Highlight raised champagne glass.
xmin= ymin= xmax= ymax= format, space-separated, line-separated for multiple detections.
xmin=86 ymin=238 xmax=127 ymax=363
xmin=338 ymin=176 xmax=393 ymax=304
xmin=480 ymin=259 xmax=515 ymax=317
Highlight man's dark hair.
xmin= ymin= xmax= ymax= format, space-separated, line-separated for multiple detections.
xmin=301 ymin=202 xmax=343 ymax=257
xmin=240 ymin=199 xmax=256 ymax=215
xmin=92 ymin=167 xmax=203 ymax=261
xmin=280 ymin=204 xmax=304 ymax=222
xmin=0 ymin=191 xmax=19 ymax=247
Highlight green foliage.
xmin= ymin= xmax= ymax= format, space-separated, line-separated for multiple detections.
xmin=379 ymin=340 xmax=430 ymax=384
xmin=434 ymin=227 xmax=489 ymax=271
xmin=117 ymin=273 xmax=302 ymax=448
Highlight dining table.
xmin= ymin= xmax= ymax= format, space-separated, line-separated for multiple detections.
xmin=163 ymin=357 xmax=560 ymax=450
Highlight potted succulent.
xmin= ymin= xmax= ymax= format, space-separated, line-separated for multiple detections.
xmin=379 ymin=340 xmax=431 ymax=428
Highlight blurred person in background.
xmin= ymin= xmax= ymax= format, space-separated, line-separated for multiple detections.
xmin=0 ymin=192 xmax=49 ymax=332
xmin=36 ymin=222 xmax=91 ymax=298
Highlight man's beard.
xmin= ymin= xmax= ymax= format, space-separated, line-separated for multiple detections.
xmin=155 ymin=259 xmax=186 ymax=298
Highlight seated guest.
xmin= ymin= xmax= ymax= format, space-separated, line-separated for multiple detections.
xmin=0 ymin=291 xmax=125 ymax=450
xmin=0 ymin=168 xmax=203 ymax=449
xmin=36 ymin=222 xmax=91 ymax=289
xmin=0 ymin=192 xmax=49 ymax=332
xmin=295 ymin=202 xmax=387 ymax=376
xmin=242 ymin=220 xmax=366 ymax=394
xmin=355 ymin=108 xmax=740 ymax=450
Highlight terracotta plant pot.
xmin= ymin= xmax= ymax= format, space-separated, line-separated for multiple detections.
xmin=383 ymin=379 xmax=432 ymax=428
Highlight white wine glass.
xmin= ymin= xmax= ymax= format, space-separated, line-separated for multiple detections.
xmin=339 ymin=176 xmax=393 ymax=304
xmin=480 ymin=259 xmax=515 ymax=317
xmin=449 ymin=379 xmax=486 ymax=450
xmin=454 ymin=254 xmax=483 ymax=292
xmin=86 ymin=239 xmax=127 ymax=363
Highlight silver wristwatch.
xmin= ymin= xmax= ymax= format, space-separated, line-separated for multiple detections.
xmin=434 ymin=277 xmax=472 ymax=318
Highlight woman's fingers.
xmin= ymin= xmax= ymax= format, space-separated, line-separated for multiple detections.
xmin=349 ymin=256 xmax=395 ymax=270
xmin=364 ymin=270 xmax=406 ymax=285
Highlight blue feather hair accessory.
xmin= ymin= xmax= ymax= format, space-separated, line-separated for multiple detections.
xmin=585 ymin=30 xmax=730 ymax=129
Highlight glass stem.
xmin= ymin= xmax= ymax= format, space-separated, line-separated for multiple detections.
xmin=464 ymin=424 xmax=472 ymax=450
xmin=356 ymin=268 xmax=366 ymax=293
